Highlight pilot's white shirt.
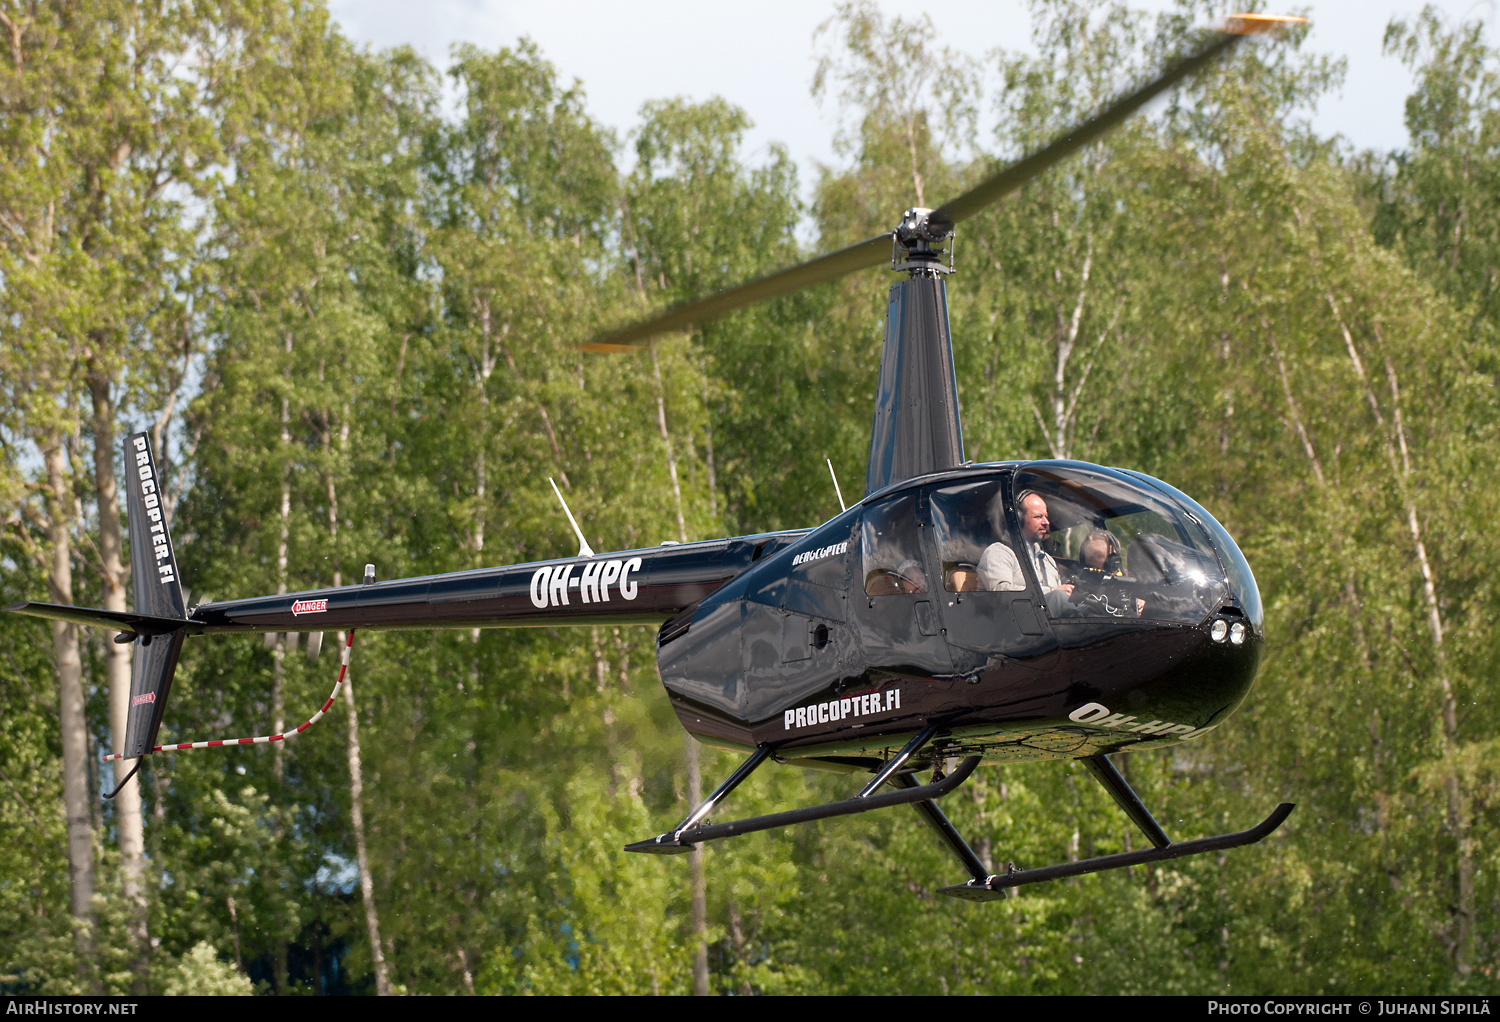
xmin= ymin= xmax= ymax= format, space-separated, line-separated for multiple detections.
xmin=978 ymin=540 xmax=1062 ymax=592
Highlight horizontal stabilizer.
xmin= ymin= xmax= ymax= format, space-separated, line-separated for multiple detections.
xmin=4 ymin=601 xmax=192 ymax=637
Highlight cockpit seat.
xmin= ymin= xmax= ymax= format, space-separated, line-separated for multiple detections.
xmin=945 ymin=563 xmax=980 ymax=593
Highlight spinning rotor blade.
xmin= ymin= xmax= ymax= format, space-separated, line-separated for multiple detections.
xmin=929 ymin=14 xmax=1301 ymax=227
xmin=582 ymin=233 xmax=892 ymax=351
xmin=930 ymin=15 xmax=1296 ymax=226
xmin=587 ymin=13 xmax=1303 ymax=351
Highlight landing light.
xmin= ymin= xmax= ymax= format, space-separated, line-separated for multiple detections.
xmin=1211 ymin=619 xmax=1228 ymax=643
xmin=1230 ymin=622 xmax=1246 ymax=645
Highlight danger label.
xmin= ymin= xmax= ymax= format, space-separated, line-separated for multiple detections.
xmin=292 ymin=599 xmax=328 ymax=616
xmin=131 ymin=692 xmax=155 ymax=707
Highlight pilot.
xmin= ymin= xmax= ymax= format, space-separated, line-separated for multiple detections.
xmin=1080 ymin=530 xmax=1120 ymax=574
xmin=1079 ymin=528 xmax=1144 ymax=616
xmin=867 ymin=556 xmax=928 ymax=595
xmin=977 ymin=491 xmax=1074 ymax=600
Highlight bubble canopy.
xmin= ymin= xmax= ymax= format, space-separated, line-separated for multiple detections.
xmin=1122 ymin=469 xmax=1264 ymax=632
xmin=1006 ymin=463 xmax=1258 ymax=630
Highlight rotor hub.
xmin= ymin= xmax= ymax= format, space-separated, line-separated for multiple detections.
xmin=892 ymin=208 xmax=955 ymax=277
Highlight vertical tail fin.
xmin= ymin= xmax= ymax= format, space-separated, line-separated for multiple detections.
xmin=121 ymin=432 xmax=187 ymax=759
xmin=125 ymin=432 xmax=185 ymax=618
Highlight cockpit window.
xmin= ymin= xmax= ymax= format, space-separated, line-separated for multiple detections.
xmin=1123 ymin=471 xmax=1264 ymax=631
xmin=930 ymin=479 xmax=1026 ymax=593
xmin=861 ymin=494 xmax=928 ymax=596
xmin=1015 ymin=464 xmax=1229 ymax=625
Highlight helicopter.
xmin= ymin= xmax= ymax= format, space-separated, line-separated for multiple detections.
xmin=7 ymin=13 xmax=1300 ymax=899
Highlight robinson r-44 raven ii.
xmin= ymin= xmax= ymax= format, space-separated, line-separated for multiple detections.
xmin=8 ymin=14 xmax=1301 ymax=899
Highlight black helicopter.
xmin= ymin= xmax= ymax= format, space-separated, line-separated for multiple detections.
xmin=8 ymin=14 xmax=1298 ymax=899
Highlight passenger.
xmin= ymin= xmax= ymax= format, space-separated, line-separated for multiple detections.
xmin=866 ymin=557 xmax=927 ymax=595
xmin=978 ymin=491 xmax=1074 ymax=599
xmin=893 ymin=557 xmax=927 ymax=594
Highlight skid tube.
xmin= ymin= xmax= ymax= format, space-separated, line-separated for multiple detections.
xmin=626 ymin=722 xmax=980 ymax=854
xmin=938 ymin=801 xmax=1296 ymax=900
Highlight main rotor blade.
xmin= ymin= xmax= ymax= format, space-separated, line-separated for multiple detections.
xmin=586 ymin=14 xmax=1301 ymax=351
xmin=932 ymin=41 xmax=1226 ymax=226
xmin=932 ymin=15 xmax=1302 ymax=226
xmin=582 ymin=233 xmax=892 ymax=351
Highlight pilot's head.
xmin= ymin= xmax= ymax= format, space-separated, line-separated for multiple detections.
xmin=1017 ymin=491 xmax=1050 ymax=544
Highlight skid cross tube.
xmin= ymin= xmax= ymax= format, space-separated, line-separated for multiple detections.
xmin=856 ymin=721 xmax=942 ymax=798
xmin=627 ymin=755 xmax=983 ymax=853
xmin=1083 ymin=754 xmax=1171 ymax=849
xmin=626 ymin=744 xmax=774 ymax=854
xmin=895 ymin=771 xmax=990 ymax=883
xmin=937 ymin=802 xmax=1296 ymax=899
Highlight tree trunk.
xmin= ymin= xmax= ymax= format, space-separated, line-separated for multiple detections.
xmin=686 ymin=737 xmax=709 ymax=995
xmin=86 ymin=372 xmax=148 ymax=984
xmin=342 ymin=633 xmax=393 ymax=996
xmin=43 ymin=434 xmax=97 ymax=989
xmin=271 ymin=390 xmax=291 ymax=784
xmin=323 ymin=418 xmax=392 ymax=995
xmin=269 ymin=340 xmax=294 ymax=993
xmin=650 ymin=351 xmax=707 ymax=994
xmin=1330 ymin=304 xmax=1473 ymax=975
xmin=1381 ymin=353 xmax=1472 ymax=975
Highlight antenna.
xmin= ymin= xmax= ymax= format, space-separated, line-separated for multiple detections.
xmin=827 ymin=458 xmax=847 ymax=513
xmin=550 ymin=478 xmax=595 ymax=557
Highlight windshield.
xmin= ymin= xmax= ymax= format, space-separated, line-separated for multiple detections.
xmin=1123 ymin=470 xmax=1263 ymax=631
xmin=1014 ymin=463 xmax=1230 ymax=626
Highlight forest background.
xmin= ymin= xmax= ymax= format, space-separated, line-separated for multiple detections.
xmin=2 ymin=0 xmax=1498 ymax=996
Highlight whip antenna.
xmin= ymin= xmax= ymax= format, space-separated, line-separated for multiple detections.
xmin=827 ymin=458 xmax=847 ymax=513
xmin=550 ymin=478 xmax=595 ymax=557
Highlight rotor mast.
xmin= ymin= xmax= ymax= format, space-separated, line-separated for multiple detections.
xmin=864 ymin=208 xmax=965 ymax=496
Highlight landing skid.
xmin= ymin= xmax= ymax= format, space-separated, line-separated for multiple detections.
xmin=938 ymin=801 xmax=1295 ymax=899
xmin=627 ymin=737 xmax=1293 ymax=897
xmin=626 ymin=722 xmax=979 ymax=854
xmin=929 ymin=754 xmax=1293 ymax=898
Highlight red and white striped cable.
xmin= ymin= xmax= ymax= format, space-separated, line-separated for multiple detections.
xmin=103 ymin=630 xmax=357 ymax=762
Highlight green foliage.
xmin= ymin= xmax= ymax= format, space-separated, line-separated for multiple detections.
xmin=157 ymin=942 xmax=253 ymax=996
